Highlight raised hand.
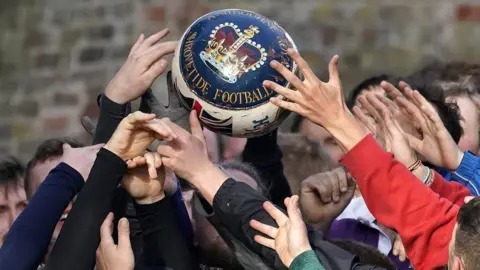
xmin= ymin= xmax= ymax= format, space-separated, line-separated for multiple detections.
xmin=250 ymin=196 xmax=312 ymax=268
xmin=299 ymin=167 xmax=356 ymax=231
xmin=265 ymin=50 xmax=348 ymax=129
xmin=358 ymin=93 xmax=417 ymax=167
xmin=60 ymin=144 xmax=104 ymax=181
xmin=395 ymin=87 xmax=464 ymax=170
xmin=104 ymin=111 xmax=176 ymax=160
xmin=105 ymin=29 xmax=178 ymax=104
xmin=156 ymin=111 xmax=219 ymax=183
xmin=122 ymin=152 xmax=166 ymax=205
xmin=96 ymin=213 xmax=134 ymax=270
xmin=264 ymin=49 xmax=368 ymax=151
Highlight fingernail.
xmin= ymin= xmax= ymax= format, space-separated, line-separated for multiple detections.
xmin=341 ymin=187 xmax=347 ymax=192
xmin=270 ymin=60 xmax=279 ymax=67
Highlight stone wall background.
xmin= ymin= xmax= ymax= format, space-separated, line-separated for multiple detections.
xmin=1 ymin=0 xmax=480 ymax=160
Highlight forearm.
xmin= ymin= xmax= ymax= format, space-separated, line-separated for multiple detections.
xmin=0 ymin=164 xmax=83 ymax=270
xmin=340 ymin=135 xmax=458 ymax=269
xmin=242 ymin=130 xmax=291 ymax=207
xmin=135 ymin=199 xmax=198 ymax=269
xmin=45 ymin=149 xmax=127 ymax=270
xmin=324 ymin=114 xmax=370 ymax=155
xmin=93 ymin=95 xmax=129 ymax=144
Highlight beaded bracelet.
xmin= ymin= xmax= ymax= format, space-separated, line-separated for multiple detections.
xmin=424 ymin=167 xmax=435 ymax=186
xmin=422 ymin=166 xmax=431 ymax=184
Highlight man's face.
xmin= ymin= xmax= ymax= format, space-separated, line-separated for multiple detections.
xmin=298 ymin=120 xmax=343 ymax=165
xmin=0 ymin=180 xmax=27 ymax=245
xmin=184 ymin=168 xmax=259 ymax=268
xmin=447 ymin=95 xmax=480 ymax=154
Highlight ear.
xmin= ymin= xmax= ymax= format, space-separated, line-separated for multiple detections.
xmin=453 ymin=256 xmax=463 ymax=270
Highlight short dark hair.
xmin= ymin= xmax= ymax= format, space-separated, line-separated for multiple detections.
xmin=0 ymin=156 xmax=24 ymax=186
xmin=25 ymin=138 xmax=84 ymax=199
xmin=346 ymin=74 xmax=403 ymax=109
xmin=220 ymin=159 xmax=269 ymax=200
xmin=455 ymin=196 xmax=480 ymax=270
xmin=408 ymin=61 xmax=480 ymax=97
xmin=328 ymin=239 xmax=396 ymax=270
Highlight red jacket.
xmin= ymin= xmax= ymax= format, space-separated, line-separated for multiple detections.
xmin=341 ymin=135 xmax=463 ymax=270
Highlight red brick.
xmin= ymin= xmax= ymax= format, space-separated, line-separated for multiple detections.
xmin=43 ymin=117 xmax=68 ymax=131
xmin=456 ymin=5 xmax=480 ymax=21
xmin=146 ymin=6 xmax=165 ymax=23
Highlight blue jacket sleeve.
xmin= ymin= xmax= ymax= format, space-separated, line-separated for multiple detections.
xmin=0 ymin=163 xmax=83 ymax=270
xmin=451 ymin=151 xmax=480 ymax=196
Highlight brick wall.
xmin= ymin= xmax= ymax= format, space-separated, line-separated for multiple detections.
xmin=1 ymin=0 xmax=480 ymax=160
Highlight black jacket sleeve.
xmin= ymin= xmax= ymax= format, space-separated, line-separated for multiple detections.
xmin=212 ymin=179 xmax=385 ymax=270
xmin=135 ymin=199 xmax=199 ymax=269
xmin=44 ymin=148 xmax=127 ymax=270
xmin=93 ymin=94 xmax=129 ymax=145
xmin=242 ymin=131 xmax=291 ymax=208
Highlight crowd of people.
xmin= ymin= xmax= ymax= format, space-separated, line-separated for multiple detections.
xmin=0 ymin=28 xmax=479 ymax=270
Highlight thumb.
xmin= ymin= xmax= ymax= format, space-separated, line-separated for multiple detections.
xmin=189 ymin=110 xmax=205 ymax=143
xmin=117 ymin=218 xmax=132 ymax=251
xmin=287 ymin=196 xmax=304 ymax=225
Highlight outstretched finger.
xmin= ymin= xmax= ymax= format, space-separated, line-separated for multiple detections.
xmin=269 ymin=97 xmax=307 ymax=116
xmin=353 ymin=105 xmax=376 ymax=134
xmin=123 ymin=112 xmax=156 ymax=130
xmin=264 ymin=80 xmax=301 ymax=102
xmin=250 ymin=219 xmax=278 ymax=239
xmin=190 ymin=110 xmax=205 ymax=144
xmin=287 ymin=49 xmax=317 ymax=82
xmin=381 ymin=81 xmax=404 ymax=100
xmin=138 ymin=28 xmax=169 ymax=52
xmin=327 ymin=55 xmax=341 ymax=88
xmin=145 ymin=152 xmax=158 ymax=179
xmin=269 ymin=60 xmax=306 ymax=93
xmin=129 ymin=34 xmax=145 ymax=55
xmin=395 ymin=96 xmax=428 ymax=132
xmin=286 ymin=196 xmax=304 ymax=225
xmin=144 ymin=118 xmax=177 ymax=141
xmin=358 ymin=96 xmax=382 ymax=124
xmin=253 ymin=235 xmax=275 ymax=250
xmin=263 ymin=201 xmax=288 ymax=225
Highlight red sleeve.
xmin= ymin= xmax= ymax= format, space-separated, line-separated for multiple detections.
xmin=430 ymin=171 xmax=471 ymax=206
xmin=340 ymin=135 xmax=459 ymax=270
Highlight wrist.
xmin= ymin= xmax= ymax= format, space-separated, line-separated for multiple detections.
xmin=190 ymin=163 xmax=229 ymax=205
xmin=105 ymin=86 xmax=129 ymax=105
xmin=452 ymin=150 xmax=465 ymax=171
xmin=324 ymin=113 xmax=370 ymax=153
xmin=134 ymin=192 xmax=166 ymax=205
xmin=412 ymin=164 xmax=427 ymax=181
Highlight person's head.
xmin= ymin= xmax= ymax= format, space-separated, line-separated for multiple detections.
xmin=186 ymin=159 xmax=267 ymax=268
xmin=346 ymin=74 xmax=403 ymax=109
xmin=0 ymin=156 xmax=26 ymax=245
xmin=24 ymin=138 xmax=84 ymax=242
xmin=449 ymin=196 xmax=480 ymax=270
xmin=349 ymin=73 xmax=463 ymax=147
xmin=278 ymin=133 xmax=333 ymax=194
xmin=328 ymin=239 xmax=396 ymax=270
xmin=407 ymin=61 xmax=480 ymax=153
xmin=291 ymin=115 xmax=343 ymax=166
